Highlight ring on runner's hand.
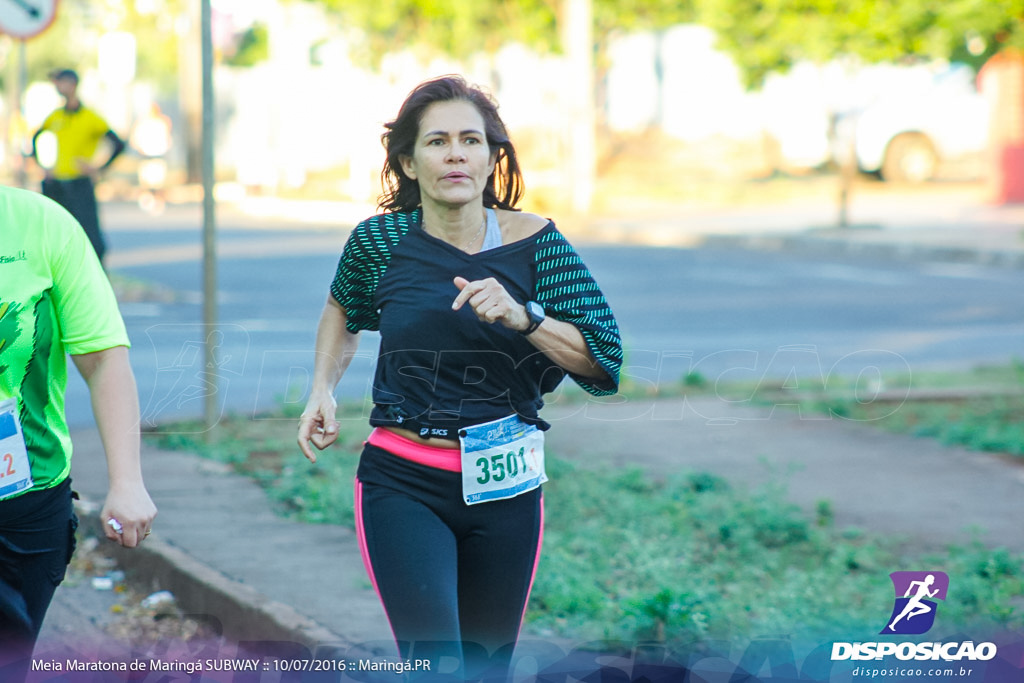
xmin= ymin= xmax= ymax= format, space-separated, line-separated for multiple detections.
xmin=107 ymin=518 xmax=124 ymax=535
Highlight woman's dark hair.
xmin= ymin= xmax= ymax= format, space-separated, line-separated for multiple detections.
xmin=378 ymin=75 xmax=524 ymax=212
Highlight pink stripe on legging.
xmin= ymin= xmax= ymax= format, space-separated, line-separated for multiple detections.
xmin=353 ymin=478 xmax=383 ymax=599
xmin=518 ymin=494 xmax=545 ymax=635
xmin=366 ymin=427 xmax=462 ymax=472
xmin=354 ymin=476 xmax=400 ymax=652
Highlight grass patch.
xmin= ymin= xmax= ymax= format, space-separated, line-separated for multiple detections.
xmin=831 ymin=395 xmax=1024 ymax=456
xmin=145 ymin=400 xmax=1024 ymax=646
xmin=531 ymin=461 xmax=1023 ymax=645
xmin=747 ymin=361 xmax=1024 ymax=458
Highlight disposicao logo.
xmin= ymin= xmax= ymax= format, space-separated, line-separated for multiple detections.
xmin=831 ymin=570 xmax=998 ymax=663
xmin=881 ymin=571 xmax=949 ymax=635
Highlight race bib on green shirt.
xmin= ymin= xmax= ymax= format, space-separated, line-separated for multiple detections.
xmin=0 ymin=398 xmax=33 ymax=500
xmin=460 ymin=415 xmax=547 ymax=506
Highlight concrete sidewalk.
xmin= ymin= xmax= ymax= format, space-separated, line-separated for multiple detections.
xmin=581 ymin=185 xmax=1024 ymax=266
xmin=60 ymin=428 xmax=391 ymax=653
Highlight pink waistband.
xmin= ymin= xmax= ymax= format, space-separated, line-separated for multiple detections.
xmin=366 ymin=428 xmax=462 ymax=472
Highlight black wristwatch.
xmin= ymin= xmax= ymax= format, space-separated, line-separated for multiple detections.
xmin=521 ymin=301 xmax=546 ymax=336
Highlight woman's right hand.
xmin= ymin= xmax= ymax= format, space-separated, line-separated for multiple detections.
xmin=297 ymin=392 xmax=339 ymax=463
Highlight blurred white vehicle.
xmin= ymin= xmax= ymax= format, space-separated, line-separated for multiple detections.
xmin=839 ymin=64 xmax=990 ymax=182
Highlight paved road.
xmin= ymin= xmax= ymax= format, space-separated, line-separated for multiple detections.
xmin=62 ymin=201 xmax=1024 ymax=431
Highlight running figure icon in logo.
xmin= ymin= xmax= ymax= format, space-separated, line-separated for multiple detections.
xmin=881 ymin=571 xmax=949 ymax=635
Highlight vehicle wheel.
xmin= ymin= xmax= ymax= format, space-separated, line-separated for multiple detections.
xmin=881 ymin=133 xmax=938 ymax=183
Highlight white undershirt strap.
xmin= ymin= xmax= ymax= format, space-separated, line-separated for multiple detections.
xmin=479 ymin=207 xmax=503 ymax=252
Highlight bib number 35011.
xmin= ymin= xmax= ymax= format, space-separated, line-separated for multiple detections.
xmin=0 ymin=398 xmax=34 ymax=501
xmin=460 ymin=415 xmax=547 ymax=506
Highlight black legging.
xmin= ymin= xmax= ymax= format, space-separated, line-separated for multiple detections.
xmin=0 ymin=479 xmax=77 ymax=681
xmin=355 ymin=441 xmax=543 ymax=681
xmin=41 ymin=177 xmax=105 ymax=263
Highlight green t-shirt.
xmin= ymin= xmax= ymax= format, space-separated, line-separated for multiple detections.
xmin=0 ymin=185 xmax=129 ymax=496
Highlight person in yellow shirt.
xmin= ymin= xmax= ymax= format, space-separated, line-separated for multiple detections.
xmin=30 ymin=69 xmax=126 ymax=266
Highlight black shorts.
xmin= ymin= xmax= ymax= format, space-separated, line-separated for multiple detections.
xmin=0 ymin=479 xmax=77 ymax=674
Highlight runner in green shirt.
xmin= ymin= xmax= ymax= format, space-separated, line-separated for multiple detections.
xmin=0 ymin=185 xmax=156 ymax=680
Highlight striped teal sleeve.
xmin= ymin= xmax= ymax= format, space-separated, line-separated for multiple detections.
xmin=329 ymin=211 xmax=415 ymax=333
xmin=534 ymin=229 xmax=622 ymax=395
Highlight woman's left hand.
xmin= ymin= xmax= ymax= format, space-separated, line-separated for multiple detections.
xmin=101 ymin=484 xmax=157 ymax=548
xmin=452 ymin=276 xmax=529 ymax=332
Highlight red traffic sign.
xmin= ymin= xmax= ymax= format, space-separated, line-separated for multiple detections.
xmin=0 ymin=0 xmax=58 ymax=39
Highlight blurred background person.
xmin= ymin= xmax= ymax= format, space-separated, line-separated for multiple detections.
xmin=130 ymin=102 xmax=172 ymax=214
xmin=30 ymin=68 xmax=126 ymax=267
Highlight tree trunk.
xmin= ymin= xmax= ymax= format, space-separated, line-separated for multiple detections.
xmin=561 ymin=0 xmax=595 ymax=215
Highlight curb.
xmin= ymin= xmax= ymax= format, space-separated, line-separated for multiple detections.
xmin=74 ymin=499 xmax=362 ymax=655
xmin=702 ymin=233 xmax=1024 ymax=268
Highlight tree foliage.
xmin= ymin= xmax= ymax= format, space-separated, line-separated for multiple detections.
xmin=593 ymin=0 xmax=695 ymax=41
xmin=307 ymin=0 xmax=694 ymax=62
xmin=306 ymin=0 xmax=1024 ymax=88
xmin=696 ymin=0 xmax=1024 ymax=88
xmin=224 ymin=23 xmax=270 ymax=68
xmin=311 ymin=0 xmax=560 ymax=60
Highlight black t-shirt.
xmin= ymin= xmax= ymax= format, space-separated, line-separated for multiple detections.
xmin=330 ymin=209 xmax=621 ymax=433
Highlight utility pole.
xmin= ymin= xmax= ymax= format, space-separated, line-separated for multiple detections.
xmin=15 ymin=40 xmax=27 ymax=188
xmin=0 ymin=0 xmax=59 ymax=187
xmin=201 ymin=0 xmax=218 ymax=433
xmin=180 ymin=0 xmax=204 ymax=183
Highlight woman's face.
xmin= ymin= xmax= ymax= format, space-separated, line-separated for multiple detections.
xmin=400 ymin=100 xmax=497 ymax=211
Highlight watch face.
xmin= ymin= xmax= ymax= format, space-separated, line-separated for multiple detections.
xmin=527 ymin=301 xmax=545 ymax=321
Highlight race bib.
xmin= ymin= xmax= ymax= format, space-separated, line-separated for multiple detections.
xmin=460 ymin=415 xmax=547 ymax=506
xmin=0 ymin=398 xmax=33 ymax=501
